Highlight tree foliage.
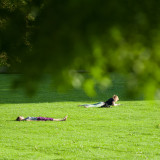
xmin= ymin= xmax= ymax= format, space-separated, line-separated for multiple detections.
xmin=0 ymin=0 xmax=160 ymax=98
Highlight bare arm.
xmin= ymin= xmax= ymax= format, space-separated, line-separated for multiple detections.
xmin=112 ymin=101 xmax=120 ymax=106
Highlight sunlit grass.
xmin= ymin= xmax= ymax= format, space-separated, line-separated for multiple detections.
xmin=0 ymin=74 xmax=160 ymax=160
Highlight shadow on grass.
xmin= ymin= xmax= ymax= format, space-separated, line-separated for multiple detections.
xmin=0 ymin=87 xmax=127 ymax=104
xmin=0 ymin=74 xmax=138 ymax=104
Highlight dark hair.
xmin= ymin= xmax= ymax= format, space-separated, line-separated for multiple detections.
xmin=16 ymin=117 xmax=20 ymax=121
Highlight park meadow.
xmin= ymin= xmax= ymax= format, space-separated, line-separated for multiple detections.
xmin=0 ymin=74 xmax=160 ymax=160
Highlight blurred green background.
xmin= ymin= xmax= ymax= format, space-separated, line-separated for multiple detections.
xmin=0 ymin=0 xmax=160 ymax=99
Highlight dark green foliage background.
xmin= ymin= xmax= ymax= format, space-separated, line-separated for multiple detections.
xmin=0 ymin=0 xmax=160 ymax=98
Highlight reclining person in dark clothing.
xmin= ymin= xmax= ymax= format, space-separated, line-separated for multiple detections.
xmin=16 ymin=115 xmax=68 ymax=121
xmin=79 ymin=95 xmax=120 ymax=108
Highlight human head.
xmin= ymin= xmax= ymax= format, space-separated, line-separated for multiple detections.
xmin=16 ymin=116 xmax=24 ymax=121
xmin=113 ymin=95 xmax=119 ymax=102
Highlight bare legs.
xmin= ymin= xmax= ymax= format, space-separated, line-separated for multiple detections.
xmin=53 ymin=115 xmax=68 ymax=121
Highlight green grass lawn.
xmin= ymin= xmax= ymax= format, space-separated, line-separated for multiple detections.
xmin=0 ymin=74 xmax=160 ymax=160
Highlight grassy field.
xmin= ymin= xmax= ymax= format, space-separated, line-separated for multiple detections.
xmin=0 ymin=74 xmax=160 ymax=160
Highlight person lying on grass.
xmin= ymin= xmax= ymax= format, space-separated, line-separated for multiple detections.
xmin=79 ymin=95 xmax=121 ymax=108
xmin=16 ymin=115 xmax=68 ymax=121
